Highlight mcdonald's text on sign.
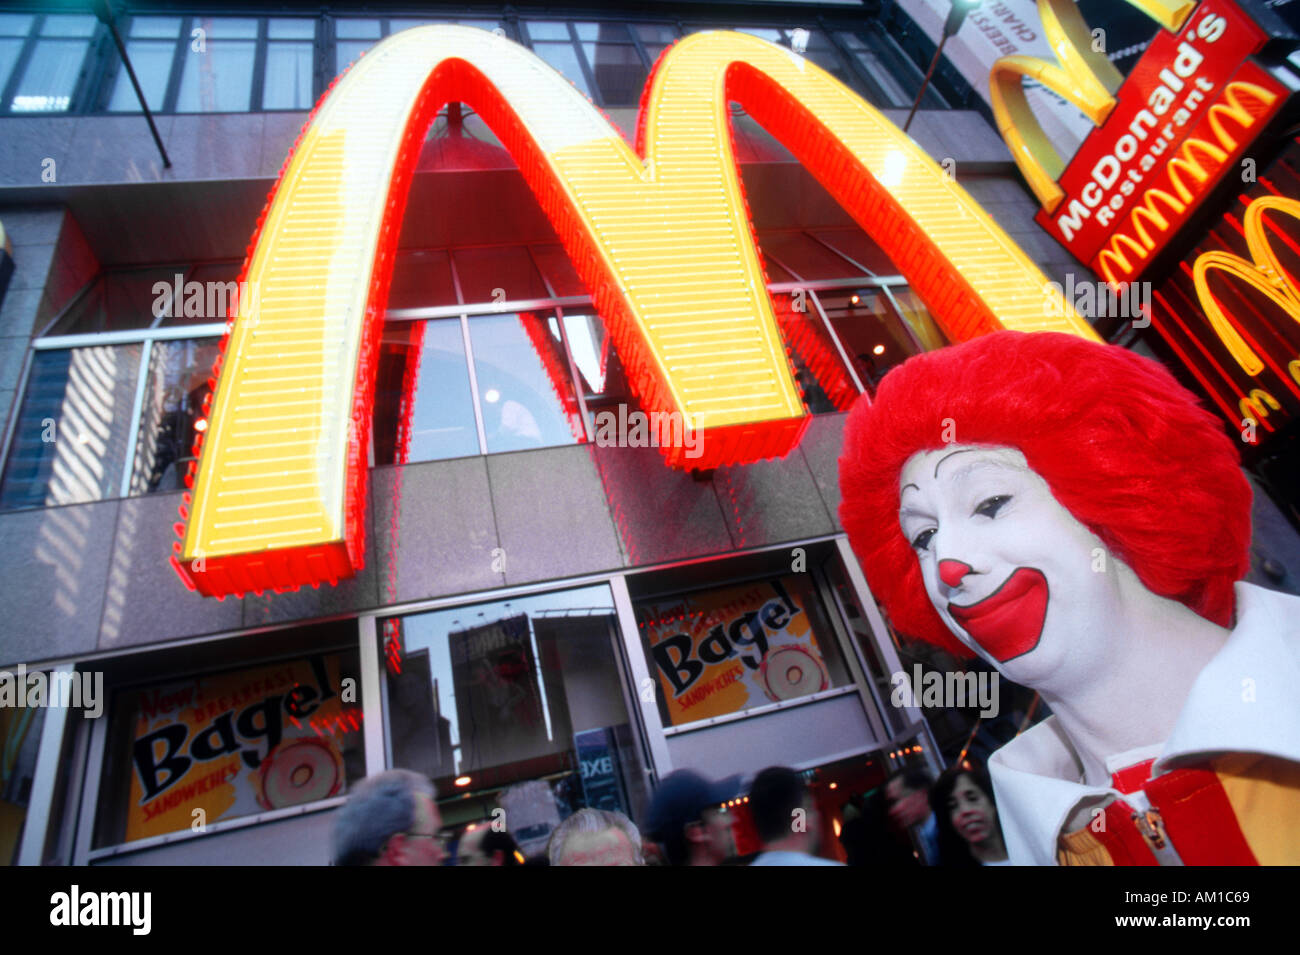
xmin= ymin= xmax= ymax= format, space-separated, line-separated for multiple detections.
xmin=1032 ymin=0 xmax=1287 ymax=286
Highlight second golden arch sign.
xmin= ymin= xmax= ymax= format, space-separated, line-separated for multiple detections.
xmin=175 ymin=26 xmax=1093 ymax=598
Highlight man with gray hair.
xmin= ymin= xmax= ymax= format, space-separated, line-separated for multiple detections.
xmin=332 ymin=769 xmax=445 ymax=866
xmin=547 ymin=808 xmax=644 ymax=866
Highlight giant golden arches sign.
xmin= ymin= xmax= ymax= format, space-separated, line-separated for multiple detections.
xmin=990 ymin=0 xmax=1192 ymax=212
xmin=176 ymin=26 xmax=1092 ymax=597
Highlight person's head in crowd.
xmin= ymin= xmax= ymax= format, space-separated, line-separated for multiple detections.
xmin=749 ymin=766 xmax=823 ymax=855
xmin=644 ymin=769 xmax=741 ymax=866
xmin=929 ymin=758 xmax=1008 ymax=866
xmin=884 ymin=768 xmax=933 ymax=831
xmin=547 ymin=808 xmax=645 ymax=866
xmin=457 ymin=823 xmax=524 ymax=866
xmin=332 ymin=769 xmax=444 ymax=866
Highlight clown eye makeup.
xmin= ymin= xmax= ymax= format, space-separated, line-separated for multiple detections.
xmin=911 ymin=528 xmax=936 ymax=552
xmin=974 ymin=495 xmax=1011 ymax=518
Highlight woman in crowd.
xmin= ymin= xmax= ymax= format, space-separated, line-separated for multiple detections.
xmin=930 ymin=759 xmax=1009 ymax=866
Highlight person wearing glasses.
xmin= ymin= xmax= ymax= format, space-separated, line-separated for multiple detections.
xmin=332 ymin=769 xmax=447 ymax=866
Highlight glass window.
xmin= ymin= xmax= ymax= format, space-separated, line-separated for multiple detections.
xmin=530 ymin=41 xmax=592 ymax=99
xmin=382 ymin=583 xmax=648 ymax=857
xmin=635 ymin=574 xmax=853 ymax=727
xmin=387 ymin=19 xmax=440 ymax=33
xmin=372 ymin=319 xmax=480 ymax=465
xmin=0 ymin=15 xmax=27 ymax=101
xmin=48 ymin=267 xmax=196 ymax=336
xmin=574 ymin=22 xmax=629 ymax=42
xmin=263 ymin=19 xmax=315 ymax=110
xmin=388 ymin=249 xmax=458 ymax=310
xmin=634 ymin=23 xmax=678 ymax=64
xmin=771 ymin=291 xmax=856 ymax=413
xmin=888 ymin=287 xmax=952 ymax=353
xmin=128 ymin=338 xmax=219 ymax=495
xmin=836 ymin=29 xmax=943 ymax=110
xmin=268 ymin=19 xmax=314 ymax=41
xmin=529 ymin=244 xmax=586 ymax=298
xmin=525 ymin=21 xmax=571 ymax=41
xmin=335 ymin=19 xmax=381 ymax=39
xmin=175 ymin=18 xmax=257 ymax=112
xmin=559 ymin=312 xmax=640 ymax=436
xmin=820 ymin=290 xmax=923 ymax=395
xmin=470 ymin=313 xmax=585 ymax=453
xmin=581 ymin=40 xmax=647 ymax=106
xmin=0 ymin=702 xmax=46 ymax=865
xmin=7 ymin=14 xmax=96 ymax=113
xmin=106 ymin=16 xmax=180 ymax=113
xmin=451 ymin=245 xmax=548 ymax=305
xmin=156 ymin=262 xmax=244 ymax=328
xmin=0 ymin=344 xmax=143 ymax=510
xmin=93 ymin=649 xmax=363 ymax=848
xmin=811 ymin=229 xmax=904 ymax=277
xmin=759 ymin=231 xmax=868 ymax=282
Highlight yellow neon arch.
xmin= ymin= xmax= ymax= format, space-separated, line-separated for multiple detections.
xmin=180 ymin=26 xmax=1092 ymax=596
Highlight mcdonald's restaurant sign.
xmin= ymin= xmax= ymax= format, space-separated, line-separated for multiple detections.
xmin=997 ymin=0 xmax=1292 ymax=286
xmin=174 ymin=26 xmax=1094 ymax=598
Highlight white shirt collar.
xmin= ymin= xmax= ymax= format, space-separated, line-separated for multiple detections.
xmin=988 ymin=581 xmax=1300 ymax=865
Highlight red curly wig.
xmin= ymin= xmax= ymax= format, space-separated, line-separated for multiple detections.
xmin=838 ymin=330 xmax=1252 ymax=658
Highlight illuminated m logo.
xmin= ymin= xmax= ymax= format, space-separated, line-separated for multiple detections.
xmin=176 ymin=26 xmax=1092 ymax=597
xmin=990 ymin=0 xmax=1192 ymax=212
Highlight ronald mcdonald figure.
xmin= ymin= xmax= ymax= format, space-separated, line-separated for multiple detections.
xmin=839 ymin=330 xmax=1300 ymax=865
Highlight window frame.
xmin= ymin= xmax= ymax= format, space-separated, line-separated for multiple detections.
xmin=0 ymin=12 xmax=100 ymax=116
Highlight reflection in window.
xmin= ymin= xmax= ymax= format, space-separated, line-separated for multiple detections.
xmin=383 ymin=584 xmax=647 ymax=854
xmin=372 ymin=320 xmax=480 ymax=465
xmin=470 ymin=313 xmax=584 ymax=453
xmin=129 ymin=338 xmax=219 ymax=495
xmin=6 ymin=14 xmax=95 ymax=113
xmin=175 ymin=17 xmax=257 ymax=112
xmin=0 ymin=344 xmax=142 ymax=510
xmin=93 ymin=650 xmax=363 ymax=848
xmin=635 ymin=575 xmax=852 ymax=727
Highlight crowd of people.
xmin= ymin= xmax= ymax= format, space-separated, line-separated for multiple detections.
xmin=329 ymin=758 xmax=1010 ymax=866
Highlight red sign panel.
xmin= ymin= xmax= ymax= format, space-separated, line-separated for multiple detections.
xmin=1035 ymin=0 xmax=1286 ymax=284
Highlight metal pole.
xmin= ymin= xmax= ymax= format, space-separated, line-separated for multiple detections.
xmin=903 ymin=31 xmax=948 ymax=133
xmin=92 ymin=1 xmax=172 ymax=168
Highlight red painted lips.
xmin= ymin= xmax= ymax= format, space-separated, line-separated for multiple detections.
xmin=948 ymin=567 xmax=1048 ymax=662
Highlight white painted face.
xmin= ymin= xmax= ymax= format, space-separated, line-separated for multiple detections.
xmin=897 ymin=445 xmax=1126 ymax=688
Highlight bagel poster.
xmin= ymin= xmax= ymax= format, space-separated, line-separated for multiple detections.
xmin=124 ymin=653 xmax=356 ymax=843
xmin=639 ymin=578 xmax=830 ymax=726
